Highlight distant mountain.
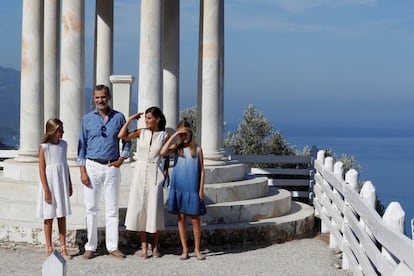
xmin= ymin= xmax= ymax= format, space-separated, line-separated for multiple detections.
xmin=0 ymin=66 xmax=20 ymax=148
xmin=0 ymin=66 xmax=96 ymax=149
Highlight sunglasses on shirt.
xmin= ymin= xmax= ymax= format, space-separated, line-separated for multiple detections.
xmin=101 ymin=125 xmax=107 ymax=137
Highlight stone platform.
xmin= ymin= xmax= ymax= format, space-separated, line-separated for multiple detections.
xmin=0 ymin=159 xmax=315 ymax=248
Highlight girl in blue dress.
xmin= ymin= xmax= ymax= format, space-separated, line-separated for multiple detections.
xmin=160 ymin=120 xmax=206 ymax=260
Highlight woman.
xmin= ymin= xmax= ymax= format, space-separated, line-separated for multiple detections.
xmin=118 ymin=106 xmax=168 ymax=258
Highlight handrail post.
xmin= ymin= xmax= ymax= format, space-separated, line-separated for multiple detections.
xmin=382 ymin=202 xmax=405 ymax=262
xmin=321 ymin=156 xmax=333 ymax=234
xmin=329 ymin=161 xmax=343 ymax=250
xmin=412 ymin=218 xmax=414 ymax=251
xmin=360 ymin=181 xmax=376 ymax=242
xmin=342 ymin=169 xmax=359 ymax=270
xmin=316 ymin=150 xmax=325 ymax=165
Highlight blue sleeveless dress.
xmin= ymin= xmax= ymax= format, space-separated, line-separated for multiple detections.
xmin=168 ymin=147 xmax=203 ymax=215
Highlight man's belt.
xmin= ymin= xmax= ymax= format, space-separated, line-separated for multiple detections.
xmin=88 ymin=158 xmax=118 ymax=165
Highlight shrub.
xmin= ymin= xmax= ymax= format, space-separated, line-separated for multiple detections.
xmin=224 ymin=105 xmax=296 ymax=156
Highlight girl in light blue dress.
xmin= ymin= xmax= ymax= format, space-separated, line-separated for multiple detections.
xmin=160 ymin=120 xmax=206 ymax=260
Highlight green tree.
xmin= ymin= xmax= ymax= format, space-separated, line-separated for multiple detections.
xmin=179 ymin=106 xmax=197 ymax=134
xmin=224 ymin=105 xmax=296 ymax=156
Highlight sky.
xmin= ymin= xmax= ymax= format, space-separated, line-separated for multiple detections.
xmin=1 ymin=0 xmax=413 ymax=133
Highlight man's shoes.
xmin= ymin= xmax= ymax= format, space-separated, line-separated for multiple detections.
xmin=110 ymin=249 xmax=125 ymax=259
xmin=83 ymin=250 xmax=95 ymax=260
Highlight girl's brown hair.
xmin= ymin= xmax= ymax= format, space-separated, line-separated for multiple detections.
xmin=41 ymin=118 xmax=63 ymax=144
xmin=176 ymin=120 xmax=197 ymax=158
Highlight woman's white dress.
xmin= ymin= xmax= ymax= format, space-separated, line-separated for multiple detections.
xmin=36 ymin=140 xmax=72 ymax=219
xmin=125 ymin=129 xmax=166 ymax=233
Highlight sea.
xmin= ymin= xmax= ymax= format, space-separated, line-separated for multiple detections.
xmin=225 ymin=122 xmax=414 ymax=239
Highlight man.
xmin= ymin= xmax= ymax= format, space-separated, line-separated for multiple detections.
xmin=77 ymin=84 xmax=131 ymax=259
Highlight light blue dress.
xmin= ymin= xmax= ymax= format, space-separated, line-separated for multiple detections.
xmin=168 ymin=147 xmax=203 ymax=216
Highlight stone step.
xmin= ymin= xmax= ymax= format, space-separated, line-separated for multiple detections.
xmin=0 ymin=163 xmax=314 ymax=248
xmin=0 ymin=179 xmax=135 ymax=207
xmin=0 ymin=201 xmax=314 ymax=247
xmin=0 ymin=187 xmax=291 ymax=227
xmin=164 ymin=188 xmax=291 ymax=226
xmin=2 ymin=159 xmax=247 ymax=184
xmin=0 ymin=175 xmax=269 ymax=206
xmin=203 ymin=162 xmax=246 ymax=183
xmin=1 ymin=167 xmax=259 ymax=207
xmin=0 ymin=175 xmax=272 ymax=226
xmin=204 ymin=176 xmax=269 ymax=204
xmin=197 ymin=188 xmax=291 ymax=225
xmin=167 ymin=200 xmax=315 ymax=247
xmin=0 ymin=196 xmax=89 ymax=227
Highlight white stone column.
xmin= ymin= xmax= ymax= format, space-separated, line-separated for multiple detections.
xmin=200 ymin=0 xmax=225 ymax=165
xmin=218 ymin=1 xmax=225 ymax=146
xmin=138 ymin=0 xmax=164 ymax=128
xmin=163 ymin=0 xmax=179 ymax=131
xmin=17 ymin=0 xmax=44 ymax=161
xmin=94 ymin=0 xmax=113 ymax=88
xmin=196 ymin=1 xmax=204 ymax=145
xmin=60 ymin=0 xmax=85 ymax=160
xmin=44 ymin=0 xmax=60 ymax=122
xmin=110 ymin=75 xmax=135 ymax=118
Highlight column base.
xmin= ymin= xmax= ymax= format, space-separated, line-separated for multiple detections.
xmin=203 ymin=150 xmax=228 ymax=166
xmin=15 ymin=150 xmax=38 ymax=162
xmin=204 ymin=162 xmax=246 ymax=183
xmin=2 ymin=159 xmax=39 ymax=181
xmin=14 ymin=156 xmax=38 ymax=163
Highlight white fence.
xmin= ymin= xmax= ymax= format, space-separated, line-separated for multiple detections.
xmin=314 ymin=150 xmax=414 ymax=275
xmin=231 ymin=151 xmax=414 ymax=275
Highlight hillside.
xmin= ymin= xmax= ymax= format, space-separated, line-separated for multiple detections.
xmin=0 ymin=66 xmax=94 ymax=149
xmin=0 ymin=66 xmax=20 ymax=148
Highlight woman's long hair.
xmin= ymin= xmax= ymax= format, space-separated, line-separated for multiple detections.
xmin=41 ymin=118 xmax=63 ymax=144
xmin=145 ymin=106 xmax=166 ymax=131
xmin=176 ymin=120 xmax=197 ymax=158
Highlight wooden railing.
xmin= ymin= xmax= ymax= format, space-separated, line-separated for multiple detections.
xmin=313 ymin=150 xmax=414 ymax=275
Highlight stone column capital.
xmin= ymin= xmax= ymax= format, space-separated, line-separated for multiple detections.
xmin=110 ymin=75 xmax=135 ymax=84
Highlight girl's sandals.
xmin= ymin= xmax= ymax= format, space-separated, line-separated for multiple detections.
xmin=179 ymin=253 xmax=189 ymax=260
xmin=46 ymin=246 xmax=53 ymax=257
xmin=60 ymin=245 xmax=72 ymax=261
xmin=195 ymin=253 xmax=206 ymax=260
xmin=152 ymin=247 xmax=161 ymax=258
xmin=140 ymin=244 xmax=148 ymax=258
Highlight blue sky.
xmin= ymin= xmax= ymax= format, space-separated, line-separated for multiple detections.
xmin=1 ymin=0 xmax=413 ymax=132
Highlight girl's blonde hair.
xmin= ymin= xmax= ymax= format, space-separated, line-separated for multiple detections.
xmin=41 ymin=118 xmax=63 ymax=144
xmin=176 ymin=120 xmax=197 ymax=158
